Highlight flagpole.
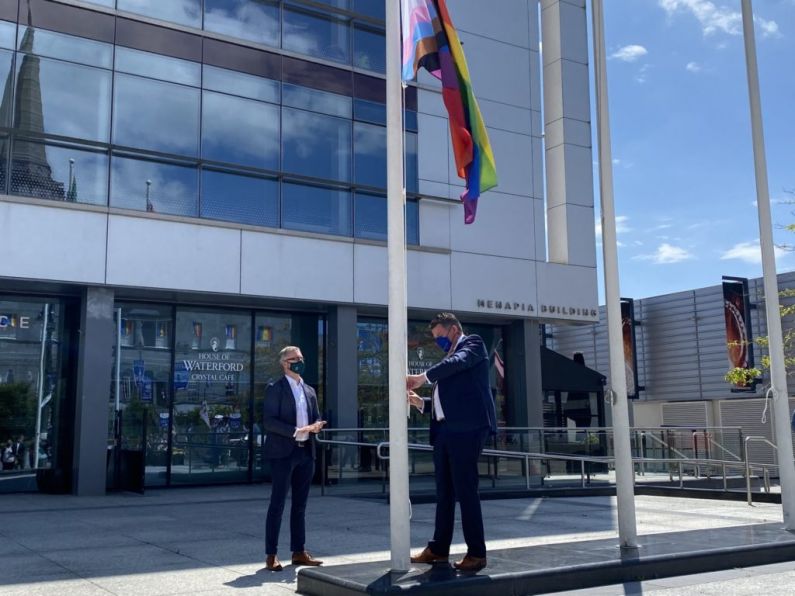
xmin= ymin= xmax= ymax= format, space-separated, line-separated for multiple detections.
xmin=386 ymin=0 xmax=411 ymax=572
xmin=741 ymin=0 xmax=795 ymax=529
xmin=591 ymin=0 xmax=638 ymax=548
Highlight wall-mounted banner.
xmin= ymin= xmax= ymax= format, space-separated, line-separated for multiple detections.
xmin=722 ymin=276 xmax=755 ymax=391
xmin=620 ymin=298 xmax=639 ymax=399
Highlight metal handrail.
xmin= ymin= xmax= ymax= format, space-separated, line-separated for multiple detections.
xmin=744 ymin=435 xmax=779 ymax=505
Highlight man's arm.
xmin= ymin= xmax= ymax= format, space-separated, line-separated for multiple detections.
xmin=262 ymin=382 xmax=300 ymax=438
xmin=425 ymin=336 xmax=487 ymax=383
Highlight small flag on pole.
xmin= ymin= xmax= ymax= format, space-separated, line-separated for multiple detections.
xmin=401 ymin=0 xmax=497 ymax=224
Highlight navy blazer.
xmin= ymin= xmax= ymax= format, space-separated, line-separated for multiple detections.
xmin=424 ymin=334 xmax=498 ymax=445
xmin=262 ymin=376 xmax=321 ymax=460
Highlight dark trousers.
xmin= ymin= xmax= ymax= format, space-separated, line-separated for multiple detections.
xmin=428 ymin=426 xmax=489 ymax=558
xmin=265 ymin=445 xmax=314 ymax=555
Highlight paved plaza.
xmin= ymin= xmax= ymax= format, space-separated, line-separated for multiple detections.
xmin=0 ymin=485 xmax=789 ymax=595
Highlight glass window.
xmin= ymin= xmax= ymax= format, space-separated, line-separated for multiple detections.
xmin=201 ymin=91 xmax=279 ymax=170
xmin=354 ymin=0 xmax=384 ymax=20
xmin=112 ymin=303 xmax=174 ymax=487
xmin=204 ymin=0 xmax=280 ymax=48
xmin=353 ymin=122 xmax=386 ymax=189
xmin=17 ymin=26 xmax=112 ymax=69
xmin=14 ymin=56 xmax=112 ymax=143
xmin=117 ymin=0 xmax=202 ymax=29
xmin=11 ymin=141 xmax=108 ymax=205
xmin=171 ymin=308 xmax=251 ymax=485
xmin=202 ymin=65 xmax=279 ymax=104
xmin=313 ymin=0 xmax=350 ymax=9
xmin=0 ymin=20 xmax=16 ymax=50
xmin=111 ymin=155 xmax=199 ymax=216
xmin=282 ymin=83 xmax=351 ymax=118
xmin=0 ymin=136 xmax=7 ymax=193
xmin=83 ymin=0 xmax=115 ymax=6
xmin=201 ymin=169 xmax=278 ymax=228
xmin=282 ymin=108 xmax=351 ymax=182
xmin=113 ymin=74 xmax=200 ymax=156
xmin=407 ymin=199 xmax=419 ymax=245
xmin=0 ymin=49 xmax=12 ymax=127
xmin=353 ymin=99 xmax=385 ymax=125
xmin=353 ymin=24 xmax=384 ymax=74
xmin=405 ymin=131 xmax=418 ymax=194
xmin=115 ymin=46 xmax=200 ymax=86
xmin=282 ymin=181 xmax=351 ymax=236
xmin=0 ymin=300 xmax=67 ymax=480
xmin=283 ymin=4 xmax=350 ymax=65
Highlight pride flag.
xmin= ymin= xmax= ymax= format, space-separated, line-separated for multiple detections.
xmin=401 ymin=0 xmax=497 ymax=224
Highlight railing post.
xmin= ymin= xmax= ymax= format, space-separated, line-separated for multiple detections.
xmin=321 ymin=444 xmax=326 ymax=496
xmin=722 ymin=461 xmax=727 ymax=492
xmin=764 ymin=467 xmax=770 ymax=493
xmin=581 ymin=459 xmax=586 ymax=488
xmin=745 ymin=438 xmax=753 ymax=506
xmin=525 ymin=456 xmax=530 ymax=490
xmin=678 ymin=461 xmax=683 ymax=489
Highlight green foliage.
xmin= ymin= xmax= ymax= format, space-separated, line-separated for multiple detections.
xmin=0 ymin=382 xmax=36 ymax=440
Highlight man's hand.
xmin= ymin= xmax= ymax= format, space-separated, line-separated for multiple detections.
xmin=297 ymin=421 xmax=327 ymax=434
xmin=406 ymin=374 xmax=426 ymax=390
xmin=407 ymin=390 xmax=424 ymax=413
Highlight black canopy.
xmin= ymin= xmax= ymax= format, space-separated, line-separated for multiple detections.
xmin=541 ymin=347 xmax=606 ymax=393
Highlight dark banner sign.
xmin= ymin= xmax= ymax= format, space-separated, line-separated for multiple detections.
xmin=723 ymin=276 xmax=755 ymax=391
xmin=620 ymin=298 xmax=639 ymax=399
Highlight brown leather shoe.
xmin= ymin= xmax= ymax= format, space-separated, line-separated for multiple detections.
xmin=454 ymin=554 xmax=487 ymax=572
xmin=292 ymin=551 xmax=323 ymax=566
xmin=410 ymin=547 xmax=449 ymax=564
xmin=265 ymin=555 xmax=283 ymax=571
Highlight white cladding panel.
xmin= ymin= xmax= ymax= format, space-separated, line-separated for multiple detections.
xmin=450 ymin=252 xmax=537 ymax=317
xmin=0 ymin=202 xmax=107 ymax=284
xmin=107 ymin=215 xmax=241 ymax=293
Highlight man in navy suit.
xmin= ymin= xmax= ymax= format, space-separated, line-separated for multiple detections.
xmin=263 ymin=345 xmax=326 ymax=571
xmin=407 ymin=312 xmax=497 ymax=572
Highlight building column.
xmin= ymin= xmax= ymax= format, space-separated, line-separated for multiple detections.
xmin=72 ymin=287 xmax=115 ymax=496
xmin=326 ymin=306 xmax=359 ymax=428
xmin=506 ymin=320 xmax=544 ymax=428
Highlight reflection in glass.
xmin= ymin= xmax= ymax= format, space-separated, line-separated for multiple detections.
xmin=353 ymin=24 xmax=385 ymax=74
xmin=171 ymin=309 xmax=251 ymax=485
xmin=405 ymin=131 xmax=418 ymax=194
xmin=353 ymin=0 xmax=384 ymax=20
xmin=117 ymin=0 xmax=202 ymax=29
xmin=282 ymin=83 xmax=351 ymax=118
xmin=283 ymin=181 xmax=351 ymax=236
xmin=14 ymin=55 xmax=112 ymax=142
xmin=283 ymin=4 xmax=350 ymax=65
xmin=202 ymin=65 xmax=279 ymax=103
xmin=0 ymin=135 xmax=6 ymax=193
xmin=353 ymin=194 xmax=418 ymax=245
xmin=282 ymin=108 xmax=351 ymax=182
xmin=353 ymin=122 xmax=385 ymax=189
xmin=407 ymin=199 xmax=419 ymax=245
xmin=11 ymin=141 xmax=108 ymax=205
xmin=201 ymin=91 xmax=279 ymax=170
xmin=0 ymin=21 xmax=15 ymax=50
xmin=0 ymin=49 xmax=13 ymax=127
xmin=17 ymin=26 xmax=113 ymax=69
xmin=111 ymin=155 xmax=198 ymax=216
xmin=113 ymin=74 xmax=200 ymax=156
xmin=115 ymin=46 xmax=200 ymax=86
xmin=204 ymin=0 xmax=280 ymax=47
xmin=201 ymin=169 xmax=278 ymax=228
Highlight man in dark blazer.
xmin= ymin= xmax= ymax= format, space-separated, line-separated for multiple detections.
xmin=407 ymin=312 xmax=497 ymax=572
xmin=262 ymin=345 xmax=326 ymax=571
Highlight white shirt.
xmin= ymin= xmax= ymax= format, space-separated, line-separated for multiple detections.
xmin=424 ymin=334 xmax=466 ymax=421
xmin=287 ymin=375 xmax=309 ymax=442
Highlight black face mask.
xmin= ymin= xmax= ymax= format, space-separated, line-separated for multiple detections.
xmin=289 ymin=360 xmax=305 ymax=376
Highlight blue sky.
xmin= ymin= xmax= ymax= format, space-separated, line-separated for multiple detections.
xmin=593 ymin=0 xmax=795 ymax=300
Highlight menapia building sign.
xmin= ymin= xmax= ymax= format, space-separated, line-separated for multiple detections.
xmin=475 ymin=299 xmax=597 ymax=319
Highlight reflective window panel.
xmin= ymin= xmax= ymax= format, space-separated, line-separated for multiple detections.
xmin=202 ymin=65 xmax=279 ymax=104
xmin=282 ymin=83 xmax=351 ymax=118
xmin=353 ymin=122 xmax=385 ymax=189
xmin=353 ymin=23 xmax=384 ymax=74
xmin=201 ymin=91 xmax=279 ymax=170
xmin=115 ymin=46 xmax=200 ymax=86
xmin=117 ymin=0 xmax=202 ymax=29
xmin=111 ymin=155 xmax=199 ymax=216
xmin=282 ymin=108 xmax=351 ymax=182
xmin=17 ymin=26 xmax=113 ymax=69
xmin=282 ymin=181 xmax=351 ymax=236
xmin=283 ymin=4 xmax=350 ymax=65
xmin=203 ymin=0 xmax=280 ymax=48
xmin=11 ymin=141 xmax=108 ymax=205
xmin=0 ymin=21 xmax=15 ymax=50
xmin=353 ymin=193 xmax=419 ymax=245
xmin=200 ymin=169 xmax=279 ymax=228
xmin=14 ymin=56 xmax=112 ymax=142
xmin=0 ymin=49 xmax=12 ymax=127
xmin=353 ymin=0 xmax=384 ymax=20
xmin=113 ymin=74 xmax=200 ymax=156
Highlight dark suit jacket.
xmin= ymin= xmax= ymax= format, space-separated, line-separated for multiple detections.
xmin=423 ymin=334 xmax=498 ymax=445
xmin=262 ymin=375 xmax=321 ymax=460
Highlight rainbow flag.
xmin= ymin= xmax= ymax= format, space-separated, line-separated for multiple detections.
xmin=401 ymin=0 xmax=497 ymax=224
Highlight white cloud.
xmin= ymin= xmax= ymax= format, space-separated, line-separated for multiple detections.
xmin=635 ymin=64 xmax=651 ymax=84
xmin=634 ymin=243 xmax=694 ymax=264
xmin=658 ymin=0 xmax=780 ymax=38
xmin=610 ymin=45 xmax=648 ymax=62
xmin=595 ymin=215 xmax=630 ymax=241
xmin=686 ymin=61 xmax=702 ymax=72
xmin=720 ymin=240 xmax=786 ymax=263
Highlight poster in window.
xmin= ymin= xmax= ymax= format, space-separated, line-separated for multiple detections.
xmin=620 ymin=298 xmax=639 ymax=399
xmin=723 ymin=276 xmax=755 ymax=391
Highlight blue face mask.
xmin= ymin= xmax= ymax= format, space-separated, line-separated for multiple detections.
xmin=289 ymin=360 xmax=305 ymax=376
xmin=435 ymin=335 xmax=453 ymax=353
